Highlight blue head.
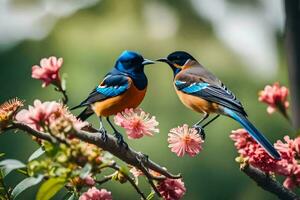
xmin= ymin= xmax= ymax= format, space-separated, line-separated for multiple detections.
xmin=157 ymin=51 xmax=196 ymax=76
xmin=115 ymin=50 xmax=154 ymax=74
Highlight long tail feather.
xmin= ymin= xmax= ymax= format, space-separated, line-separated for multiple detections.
xmin=70 ymin=104 xmax=83 ymax=110
xmin=223 ymin=108 xmax=281 ymax=160
xmin=77 ymin=107 xmax=94 ymax=121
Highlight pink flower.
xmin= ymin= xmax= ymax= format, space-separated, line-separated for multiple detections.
xmin=231 ymin=129 xmax=300 ymax=189
xmin=32 ymin=56 xmax=63 ymax=87
xmin=283 ymin=164 xmax=300 ymax=189
xmin=230 ymin=129 xmax=278 ymax=173
xmin=16 ymin=100 xmax=61 ymax=130
xmin=258 ymin=82 xmax=289 ymax=114
xmin=157 ymin=178 xmax=186 ymax=200
xmin=274 ymin=136 xmax=298 ymax=176
xmin=15 ymin=100 xmax=88 ymax=132
xmin=168 ymin=124 xmax=203 ymax=157
xmin=114 ymin=108 xmax=159 ymax=139
xmin=130 ymin=167 xmax=143 ymax=178
xmin=79 ymin=187 xmax=112 ymax=200
xmin=84 ymin=175 xmax=96 ymax=186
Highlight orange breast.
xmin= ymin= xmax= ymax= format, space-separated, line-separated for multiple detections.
xmin=92 ymin=84 xmax=146 ymax=117
xmin=176 ymin=90 xmax=219 ymax=114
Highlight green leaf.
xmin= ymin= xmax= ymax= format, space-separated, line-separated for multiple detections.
xmin=146 ymin=190 xmax=155 ymax=200
xmin=36 ymin=178 xmax=66 ymax=200
xmin=63 ymin=193 xmax=76 ymax=200
xmin=28 ymin=147 xmax=45 ymax=162
xmin=0 ymin=159 xmax=26 ymax=177
xmin=0 ymin=153 xmax=5 ymax=158
xmin=79 ymin=163 xmax=92 ymax=179
xmin=11 ymin=175 xmax=43 ymax=199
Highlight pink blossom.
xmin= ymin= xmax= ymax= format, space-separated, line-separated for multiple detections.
xmin=274 ymin=136 xmax=298 ymax=176
xmin=230 ymin=129 xmax=278 ymax=173
xmin=283 ymin=165 xmax=300 ymax=189
xmin=15 ymin=100 xmax=88 ymax=132
xmin=231 ymin=129 xmax=300 ymax=189
xmin=130 ymin=167 xmax=143 ymax=178
xmin=168 ymin=124 xmax=203 ymax=157
xmin=32 ymin=56 xmax=63 ymax=87
xmin=258 ymin=82 xmax=289 ymax=114
xmin=16 ymin=100 xmax=61 ymax=130
xmin=114 ymin=108 xmax=159 ymax=139
xmin=61 ymin=106 xmax=89 ymax=131
xmin=84 ymin=175 xmax=96 ymax=186
xmin=157 ymin=178 xmax=186 ymax=200
xmin=79 ymin=187 xmax=112 ymax=200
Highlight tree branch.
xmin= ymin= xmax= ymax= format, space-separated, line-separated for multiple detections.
xmin=241 ymin=164 xmax=300 ymax=200
xmin=9 ymin=122 xmax=181 ymax=197
xmin=74 ymin=126 xmax=181 ymax=180
xmin=105 ymin=162 xmax=147 ymax=200
xmin=11 ymin=123 xmax=56 ymax=143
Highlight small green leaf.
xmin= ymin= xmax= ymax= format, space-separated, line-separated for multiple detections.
xmin=28 ymin=147 xmax=45 ymax=162
xmin=0 ymin=153 xmax=5 ymax=158
xmin=0 ymin=159 xmax=26 ymax=177
xmin=146 ymin=190 xmax=155 ymax=200
xmin=36 ymin=178 xmax=66 ymax=200
xmin=79 ymin=163 xmax=92 ymax=179
xmin=11 ymin=175 xmax=43 ymax=199
xmin=63 ymin=193 xmax=76 ymax=200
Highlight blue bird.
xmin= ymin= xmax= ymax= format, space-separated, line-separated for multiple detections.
xmin=157 ymin=51 xmax=280 ymax=159
xmin=72 ymin=50 xmax=154 ymax=147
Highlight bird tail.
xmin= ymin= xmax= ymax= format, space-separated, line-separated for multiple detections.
xmin=223 ymin=108 xmax=281 ymax=160
xmin=70 ymin=104 xmax=83 ymax=111
xmin=77 ymin=107 xmax=94 ymax=121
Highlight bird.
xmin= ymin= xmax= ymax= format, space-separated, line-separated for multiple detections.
xmin=71 ymin=50 xmax=154 ymax=147
xmin=157 ymin=51 xmax=280 ymax=159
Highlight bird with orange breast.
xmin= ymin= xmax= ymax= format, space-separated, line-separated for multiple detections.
xmin=72 ymin=50 xmax=154 ymax=147
xmin=157 ymin=51 xmax=280 ymax=159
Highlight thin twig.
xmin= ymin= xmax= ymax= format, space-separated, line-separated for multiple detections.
xmin=241 ymin=164 xmax=300 ymax=200
xmin=100 ymin=162 xmax=147 ymax=200
xmin=136 ymin=155 xmax=161 ymax=198
xmin=96 ymin=175 xmax=113 ymax=185
xmin=55 ymin=86 xmax=68 ymax=105
xmin=12 ymin=122 xmax=56 ymax=142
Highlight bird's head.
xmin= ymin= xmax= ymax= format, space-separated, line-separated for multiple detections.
xmin=115 ymin=50 xmax=154 ymax=74
xmin=157 ymin=51 xmax=196 ymax=75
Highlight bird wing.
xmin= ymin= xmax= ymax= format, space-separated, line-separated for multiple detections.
xmin=175 ymin=73 xmax=247 ymax=116
xmin=72 ymin=74 xmax=130 ymax=109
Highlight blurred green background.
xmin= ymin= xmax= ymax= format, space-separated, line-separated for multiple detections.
xmin=0 ymin=0 xmax=293 ymax=199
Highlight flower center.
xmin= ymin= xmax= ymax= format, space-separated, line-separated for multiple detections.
xmin=182 ymin=134 xmax=191 ymax=143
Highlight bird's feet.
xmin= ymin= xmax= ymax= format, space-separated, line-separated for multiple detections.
xmin=114 ymin=131 xmax=128 ymax=149
xmin=98 ymin=128 xmax=108 ymax=142
xmin=192 ymin=125 xmax=205 ymax=140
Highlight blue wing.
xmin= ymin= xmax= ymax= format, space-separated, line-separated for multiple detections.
xmin=175 ymin=79 xmax=246 ymax=115
xmin=175 ymin=80 xmax=209 ymax=93
xmin=96 ymin=75 xmax=129 ymax=97
xmin=72 ymin=74 xmax=130 ymax=109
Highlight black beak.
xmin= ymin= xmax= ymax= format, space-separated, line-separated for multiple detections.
xmin=156 ymin=58 xmax=173 ymax=65
xmin=142 ymin=59 xmax=155 ymax=65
